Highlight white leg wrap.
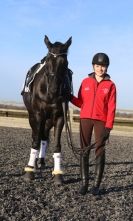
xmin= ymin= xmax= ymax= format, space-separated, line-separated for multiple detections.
xmin=39 ymin=140 xmax=47 ymax=158
xmin=28 ymin=148 xmax=38 ymax=167
xmin=52 ymin=153 xmax=63 ymax=175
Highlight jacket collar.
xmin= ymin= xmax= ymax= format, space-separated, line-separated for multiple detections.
xmin=88 ymin=72 xmax=110 ymax=80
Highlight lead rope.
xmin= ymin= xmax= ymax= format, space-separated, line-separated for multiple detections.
xmin=62 ymin=102 xmax=95 ymax=157
xmin=62 ymin=102 xmax=99 ymax=166
xmin=62 ymin=102 xmax=80 ymax=160
xmin=62 ymin=101 xmax=110 ymax=165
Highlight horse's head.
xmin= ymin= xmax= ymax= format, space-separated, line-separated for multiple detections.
xmin=42 ymin=35 xmax=72 ymax=101
xmin=44 ymin=35 xmax=72 ymax=76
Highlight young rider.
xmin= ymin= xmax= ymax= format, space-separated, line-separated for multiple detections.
xmin=70 ymin=53 xmax=117 ymax=195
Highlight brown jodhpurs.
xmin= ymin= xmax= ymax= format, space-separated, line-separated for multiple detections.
xmin=79 ymin=118 xmax=106 ymax=194
xmin=80 ymin=118 xmax=105 ymax=157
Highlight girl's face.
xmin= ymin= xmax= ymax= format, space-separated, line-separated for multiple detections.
xmin=93 ymin=64 xmax=107 ymax=77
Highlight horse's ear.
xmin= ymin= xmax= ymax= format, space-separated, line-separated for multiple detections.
xmin=64 ymin=37 xmax=72 ymax=49
xmin=44 ymin=35 xmax=52 ymax=49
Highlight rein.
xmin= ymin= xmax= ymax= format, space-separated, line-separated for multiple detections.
xmin=45 ymin=71 xmax=67 ymax=98
xmin=62 ymin=102 xmax=97 ymax=161
xmin=45 ymin=72 xmax=55 ymax=96
xmin=62 ymin=102 xmax=108 ymax=162
xmin=62 ymin=102 xmax=80 ymax=160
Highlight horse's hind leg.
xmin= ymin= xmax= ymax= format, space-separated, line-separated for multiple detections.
xmin=52 ymin=116 xmax=64 ymax=185
xmin=37 ymin=140 xmax=47 ymax=169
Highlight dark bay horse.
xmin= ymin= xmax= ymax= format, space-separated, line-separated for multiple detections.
xmin=22 ymin=35 xmax=72 ymax=184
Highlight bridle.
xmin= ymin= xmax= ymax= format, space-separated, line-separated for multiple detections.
xmin=45 ymin=51 xmax=68 ymax=97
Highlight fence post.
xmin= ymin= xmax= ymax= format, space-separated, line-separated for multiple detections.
xmin=69 ymin=108 xmax=73 ymax=123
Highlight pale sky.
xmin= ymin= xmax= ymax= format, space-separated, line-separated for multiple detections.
xmin=0 ymin=0 xmax=133 ymax=109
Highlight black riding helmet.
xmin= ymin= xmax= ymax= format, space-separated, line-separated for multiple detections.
xmin=92 ymin=53 xmax=110 ymax=67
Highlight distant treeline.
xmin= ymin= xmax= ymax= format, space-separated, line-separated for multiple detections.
xmin=73 ymin=109 xmax=133 ymax=118
xmin=115 ymin=111 xmax=133 ymax=118
xmin=0 ymin=104 xmax=26 ymax=110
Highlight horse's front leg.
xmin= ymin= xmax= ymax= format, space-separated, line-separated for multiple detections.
xmin=24 ymin=111 xmax=43 ymax=179
xmin=52 ymin=116 xmax=64 ymax=185
xmin=37 ymin=119 xmax=53 ymax=169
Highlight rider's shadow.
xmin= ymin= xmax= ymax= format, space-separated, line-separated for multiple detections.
xmin=100 ymin=183 xmax=133 ymax=195
xmin=100 ymin=160 xmax=133 ymax=195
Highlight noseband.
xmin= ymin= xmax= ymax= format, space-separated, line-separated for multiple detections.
xmin=48 ymin=52 xmax=67 ymax=58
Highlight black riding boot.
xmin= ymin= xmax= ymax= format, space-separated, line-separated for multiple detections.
xmin=79 ymin=153 xmax=89 ymax=195
xmin=92 ymin=151 xmax=105 ymax=195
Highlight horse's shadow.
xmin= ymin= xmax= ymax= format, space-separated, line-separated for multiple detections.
xmin=1 ymin=161 xmax=132 ymax=192
xmin=63 ymin=176 xmax=81 ymax=184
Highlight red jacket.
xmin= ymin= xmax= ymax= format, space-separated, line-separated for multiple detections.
xmin=71 ymin=73 xmax=116 ymax=129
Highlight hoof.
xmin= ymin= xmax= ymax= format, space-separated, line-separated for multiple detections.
xmin=24 ymin=166 xmax=35 ymax=180
xmin=24 ymin=171 xmax=35 ymax=180
xmin=53 ymin=174 xmax=63 ymax=185
xmin=36 ymin=158 xmax=45 ymax=169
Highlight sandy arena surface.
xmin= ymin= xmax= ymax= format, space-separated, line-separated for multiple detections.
xmin=0 ymin=116 xmax=133 ymax=137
